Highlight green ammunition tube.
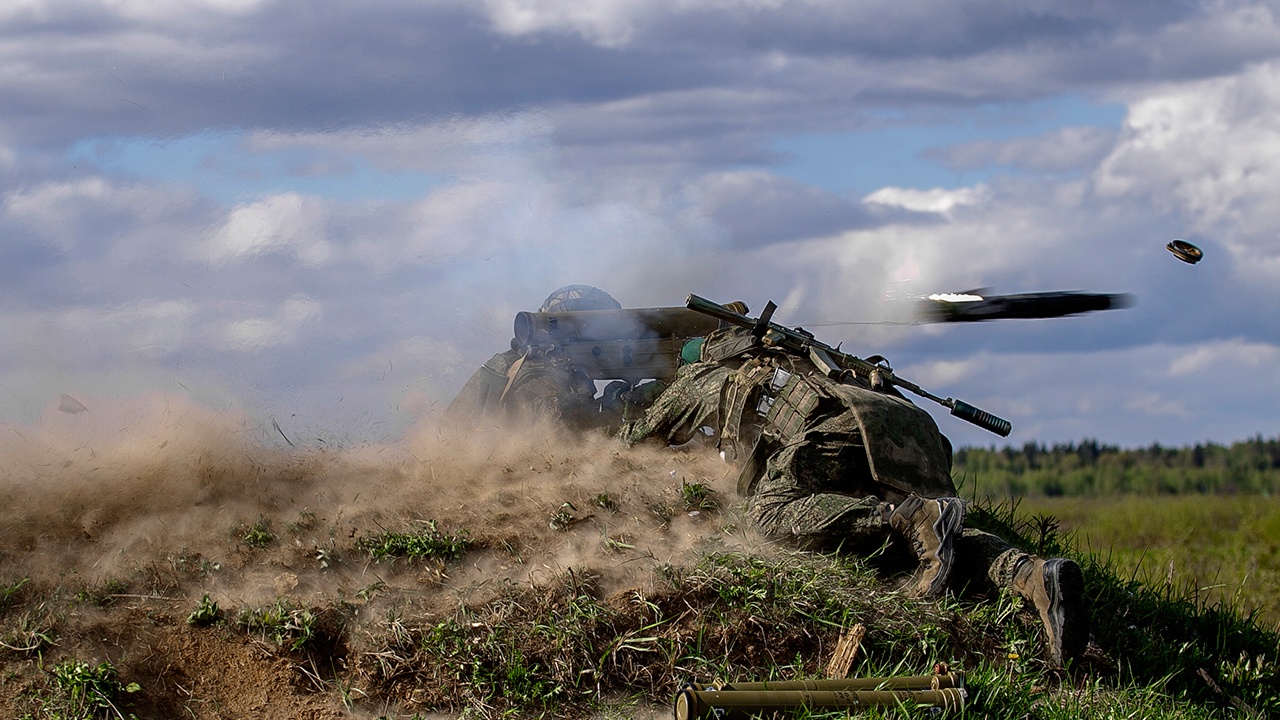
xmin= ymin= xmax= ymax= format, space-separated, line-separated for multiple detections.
xmin=672 ymin=685 xmax=967 ymax=720
xmin=712 ymin=672 xmax=962 ymax=692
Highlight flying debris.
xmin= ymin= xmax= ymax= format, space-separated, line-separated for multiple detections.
xmin=57 ymin=393 xmax=89 ymax=414
xmin=917 ymin=290 xmax=1134 ymax=323
xmin=1167 ymin=239 xmax=1203 ymax=264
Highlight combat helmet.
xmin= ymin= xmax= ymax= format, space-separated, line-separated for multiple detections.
xmin=540 ymin=285 xmax=622 ymax=312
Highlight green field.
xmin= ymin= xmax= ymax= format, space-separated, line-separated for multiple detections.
xmin=1013 ymin=494 xmax=1280 ymax=632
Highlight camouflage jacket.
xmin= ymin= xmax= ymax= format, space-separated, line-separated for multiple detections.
xmin=622 ymin=328 xmax=956 ymax=502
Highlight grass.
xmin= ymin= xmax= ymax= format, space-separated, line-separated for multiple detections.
xmin=19 ymin=659 xmax=141 ymax=720
xmin=966 ymin=494 xmax=1280 ymax=718
xmin=74 ymin=579 xmax=128 ymax=608
xmin=1 ymin=578 xmax=30 ymax=614
xmin=237 ymin=599 xmax=319 ymax=652
xmin=356 ymin=520 xmax=471 ymax=562
xmin=345 ymin=526 xmax=1280 ymax=719
xmin=239 ymin=517 xmax=277 ymax=549
xmin=679 ymin=479 xmax=718 ymax=511
xmin=4 ymin=491 xmax=1277 ymax=718
xmin=230 ymin=497 xmax=1279 ymax=717
xmin=1014 ymin=495 xmax=1280 ymax=631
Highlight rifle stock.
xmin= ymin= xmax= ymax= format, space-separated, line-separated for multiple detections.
xmin=685 ymin=294 xmax=1012 ymax=437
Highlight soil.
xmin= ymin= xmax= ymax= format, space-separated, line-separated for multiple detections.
xmin=0 ymin=396 xmax=748 ymax=718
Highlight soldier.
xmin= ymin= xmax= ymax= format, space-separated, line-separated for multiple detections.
xmin=444 ymin=285 xmax=617 ymax=429
xmin=618 ymin=324 xmax=1090 ymax=667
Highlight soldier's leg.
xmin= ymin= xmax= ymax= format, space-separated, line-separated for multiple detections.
xmin=954 ymin=528 xmax=1090 ymax=667
xmin=887 ymin=495 xmax=965 ymax=597
xmin=745 ymin=431 xmax=892 ymax=553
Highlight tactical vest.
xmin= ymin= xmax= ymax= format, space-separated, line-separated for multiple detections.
xmin=702 ymin=329 xmax=955 ymax=501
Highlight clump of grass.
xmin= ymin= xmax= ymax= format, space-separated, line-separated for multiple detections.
xmin=345 ymin=492 xmax=1280 ymax=720
xmin=286 ymin=509 xmax=318 ymax=536
xmin=187 ymin=594 xmax=221 ymax=627
xmin=355 ymin=551 xmax=978 ymax=718
xmin=238 ymin=599 xmax=317 ymax=652
xmin=0 ymin=612 xmax=54 ymax=655
xmin=357 ymin=569 xmax=614 ymax=715
xmin=75 ymin=578 xmax=128 ymax=608
xmin=240 ymin=516 xmax=277 ymax=549
xmin=679 ymin=479 xmax=718 ymax=511
xmin=357 ymin=521 xmax=471 ymax=562
xmin=34 ymin=659 xmax=140 ymax=718
xmin=0 ymin=577 xmax=30 ymax=615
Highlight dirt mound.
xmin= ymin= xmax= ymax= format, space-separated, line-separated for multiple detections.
xmin=0 ymin=395 xmax=753 ymax=718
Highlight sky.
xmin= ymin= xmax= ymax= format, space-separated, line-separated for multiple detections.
xmin=3 ymin=0 xmax=1280 ymax=449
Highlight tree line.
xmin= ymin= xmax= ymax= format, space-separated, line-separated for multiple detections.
xmin=954 ymin=435 xmax=1280 ymax=497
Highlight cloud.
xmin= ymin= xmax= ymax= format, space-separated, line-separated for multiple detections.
xmin=2 ymin=2 xmax=1280 ymax=450
xmin=204 ymin=193 xmax=332 ymax=266
xmin=1096 ymin=61 xmax=1280 ymax=274
xmin=863 ymin=185 xmax=991 ymax=216
xmin=218 ymin=294 xmax=323 ymax=351
xmin=925 ymin=126 xmax=1118 ymax=174
xmin=901 ymin=338 xmax=1280 ymax=448
xmin=688 ymin=170 xmax=887 ymax=247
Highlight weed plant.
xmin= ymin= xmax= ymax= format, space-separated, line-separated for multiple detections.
xmin=237 ymin=599 xmax=317 ymax=652
xmin=20 ymin=659 xmax=140 ymax=719
xmin=1 ymin=577 xmax=30 ymax=615
xmin=186 ymin=594 xmax=221 ymax=627
xmin=240 ymin=517 xmax=277 ymax=549
xmin=679 ymin=479 xmax=718 ymax=510
xmin=356 ymin=520 xmax=471 ymax=563
xmin=74 ymin=579 xmax=128 ymax=608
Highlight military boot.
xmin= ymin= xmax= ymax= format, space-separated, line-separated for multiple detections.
xmin=1011 ymin=556 xmax=1089 ymax=667
xmin=888 ymin=494 xmax=965 ymax=597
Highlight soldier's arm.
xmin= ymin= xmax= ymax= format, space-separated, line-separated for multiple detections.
xmin=616 ymin=363 xmax=731 ymax=446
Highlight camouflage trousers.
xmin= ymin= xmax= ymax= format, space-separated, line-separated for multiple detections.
xmin=748 ymin=488 xmax=1028 ymax=592
xmin=618 ymin=361 xmax=1030 ymax=592
xmin=745 ymin=413 xmax=1029 ymax=593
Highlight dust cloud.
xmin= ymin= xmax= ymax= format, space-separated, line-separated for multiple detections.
xmin=0 ymin=392 xmax=761 ymax=608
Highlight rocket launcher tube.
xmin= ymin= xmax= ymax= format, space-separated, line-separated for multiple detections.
xmin=672 ymin=685 xmax=968 ymax=720
xmin=685 ymin=293 xmax=1012 ymax=437
xmin=709 ymin=671 xmax=963 ymax=692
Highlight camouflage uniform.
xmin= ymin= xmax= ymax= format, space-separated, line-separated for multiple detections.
xmin=444 ymin=346 xmax=598 ymax=429
xmin=443 ymin=285 xmax=619 ymax=430
xmin=618 ymin=328 xmax=1053 ymax=599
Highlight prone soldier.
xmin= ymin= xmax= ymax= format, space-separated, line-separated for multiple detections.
xmin=444 ymin=285 xmax=716 ymax=431
xmin=618 ymin=296 xmax=1091 ymax=667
